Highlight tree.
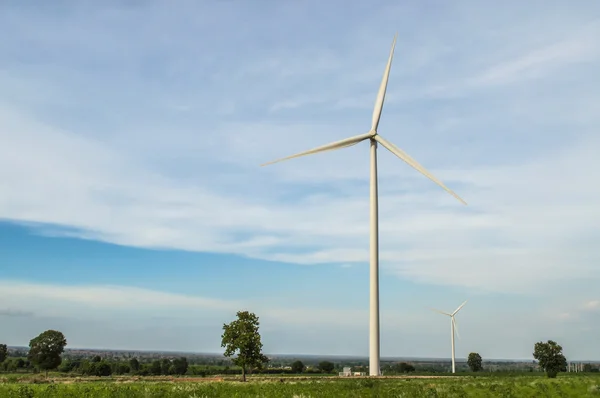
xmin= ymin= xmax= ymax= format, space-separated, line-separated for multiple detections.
xmin=58 ymin=359 xmax=79 ymax=373
xmin=291 ymin=360 xmax=305 ymax=373
xmin=90 ymin=361 xmax=112 ymax=377
xmin=172 ymin=357 xmax=189 ymax=375
xmin=318 ymin=361 xmax=335 ymax=373
xmin=533 ymin=340 xmax=567 ymax=378
xmin=129 ymin=358 xmax=140 ymax=373
xmin=27 ymin=330 xmax=67 ymax=377
xmin=394 ymin=362 xmax=415 ymax=373
xmin=221 ymin=310 xmax=269 ymax=382
xmin=149 ymin=360 xmax=162 ymax=376
xmin=114 ymin=363 xmax=130 ymax=375
xmin=160 ymin=358 xmax=171 ymax=375
xmin=467 ymin=352 xmax=483 ymax=372
xmin=0 ymin=344 xmax=7 ymax=365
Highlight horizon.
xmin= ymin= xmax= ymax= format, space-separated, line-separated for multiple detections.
xmin=1 ymin=1 xmax=600 ymax=361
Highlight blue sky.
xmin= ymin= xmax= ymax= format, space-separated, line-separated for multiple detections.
xmin=1 ymin=0 xmax=600 ymax=361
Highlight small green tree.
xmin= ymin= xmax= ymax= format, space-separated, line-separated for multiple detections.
xmin=221 ymin=310 xmax=269 ymax=382
xmin=467 ymin=352 xmax=483 ymax=372
xmin=129 ymin=358 xmax=140 ymax=373
xmin=93 ymin=361 xmax=112 ymax=377
xmin=291 ymin=360 xmax=305 ymax=373
xmin=172 ymin=357 xmax=188 ymax=375
xmin=0 ymin=344 xmax=7 ymax=366
xmin=160 ymin=358 xmax=171 ymax=375
xmin=395 ymin=362 xmax=415 ymax=373
xmin=318 ymin=360 xmax=335 ymax=373
xmin=533 ymin=340 xmax=567 ymax=378
xmin=149 ymin=360 xmax=161 ymax=376
xmin=114 ymin=363 xmax=130 ymax=375
xmin=27 ymin=330 xmax=67 ymax=377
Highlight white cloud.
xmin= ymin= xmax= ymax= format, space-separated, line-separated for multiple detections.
xmin=0 ymin=279 xmax=436 ymax=354
xmin=4 ymin=279 xmax=598 ymax=358
xmin=1 ymin=3 xmax=600 ymax=301
xmin=0 ymin=280 xmax=414 ymax=330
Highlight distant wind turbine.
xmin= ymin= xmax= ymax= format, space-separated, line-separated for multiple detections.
xmin=261 ymin=34 xmax=467 ymax=376
xmin=431 ymin=300 xmax=468 ymax=374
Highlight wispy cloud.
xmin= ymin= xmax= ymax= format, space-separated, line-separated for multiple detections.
xmin=0 ymin=309 xmax=34 ymax=318
xmin=3 ymin=279 xmax=596 ymax=358
xmin=0 ymin=0 xmax=599 ymax=321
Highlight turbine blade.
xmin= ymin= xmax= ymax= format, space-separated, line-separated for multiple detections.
xmin=452 ymin=300 xmax=468 ymax=316
xmin=452 ymin=317 xmax=461 ymax=340
xmin=430 ymin=308 xmax=451 ymax=316
xmin=374 ymin=135 xmax=467 ymax=205
xmin=260 ymin=133 xmax=371 ymax=167
xmin=371 ymin=33 xmax=398 ymax=132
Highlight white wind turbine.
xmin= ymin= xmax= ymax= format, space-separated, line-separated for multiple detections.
xmin=431 ymin=300 xmax=468 ymax=374
xmin=261 ymin=34 xmax=467 ymax=376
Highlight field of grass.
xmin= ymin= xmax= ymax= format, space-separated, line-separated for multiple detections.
xmin=1 ymin=373 xmax=599 ymax=397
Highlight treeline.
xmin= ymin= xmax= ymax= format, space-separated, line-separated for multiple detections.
xmin=1 ymin=357 xmax=343 ymax=377
xmin=59 ymin=356 xmax=189 ymax=376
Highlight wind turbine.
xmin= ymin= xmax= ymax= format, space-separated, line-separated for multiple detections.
xmin=431 ymin=300 xmax=468 ymax=374
xmin=260 ymin=34 xmax=467 ymax=376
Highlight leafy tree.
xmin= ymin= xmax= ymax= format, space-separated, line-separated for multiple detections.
xmin=221 ymin=310 xmax=269 ymax=382
xmin=58 ymin=359 xmax=79 ymax=373
xmin=114 ymin=363 xmax=131 ymax=375
xmin=172 ymin=357 xmax=189 ymax=375
xmin=467 ymin=352 xmax=483 ymax=372
xmin=291 ymin=360 xmax=305 ymax=373
xmin=92 ymin=355 xmax=102 ymax=363
xmin=533 ymin=340 xmax=567 ymax=378
xmin=394 ymin=362 xmax=415 ymax=373
xmin=318 ymin=361 xmax=335 ymax=373
xmin=27 ymin=330 xmax=67 ymax=377
xmin=3 ymin=358 xmax=17 ymax=372
xmin=129 ymin=358 xmax=140 ymax=373
xmin=95 ymin=361 xmax=112 ymax=377
xmin=149 ymin=360 xmax=162 ymax=375
xmin=161 ymin=358 xmax=171 ymax=375
xmin=0 ymin=344 xmax=7 ymax=365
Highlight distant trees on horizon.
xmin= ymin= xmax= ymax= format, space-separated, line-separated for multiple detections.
xmin=1 ymin=321 xmax=596 ymax=379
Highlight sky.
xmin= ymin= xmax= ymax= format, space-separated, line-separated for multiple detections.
xmin=1 ymin=0 xmax=600 ymax=361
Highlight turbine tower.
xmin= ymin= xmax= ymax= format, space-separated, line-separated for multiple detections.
xmin=261 ymin=34 xmax=467 ymax=376
xmin=432 ymin=300 xmax=468 ymax=374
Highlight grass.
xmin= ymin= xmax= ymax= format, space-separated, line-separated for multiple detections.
xmin=1 ymin=373 xmax=599 ymax=397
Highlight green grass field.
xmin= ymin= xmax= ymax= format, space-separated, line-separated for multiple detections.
xmin=1 ymin=374 xmax=600 ymax=397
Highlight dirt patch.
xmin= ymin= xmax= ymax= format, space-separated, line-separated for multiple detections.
xmin=172 ymin=377 xmax=223 ymax=382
